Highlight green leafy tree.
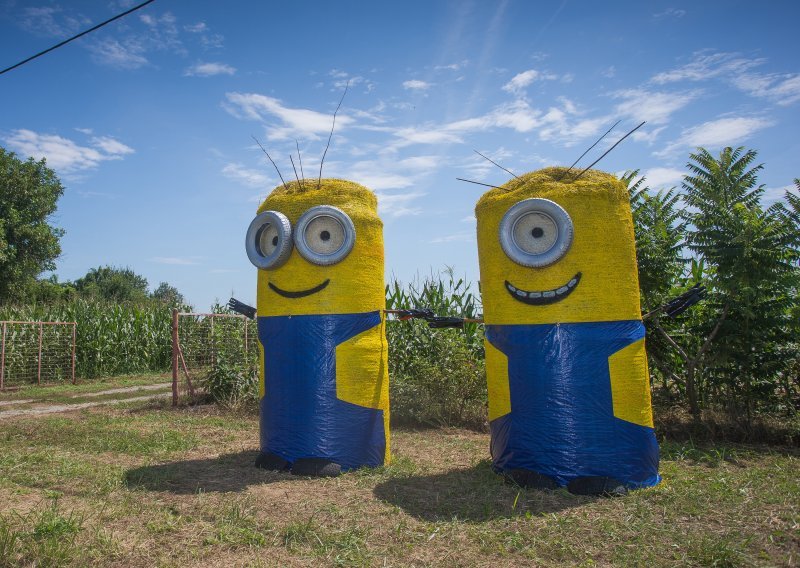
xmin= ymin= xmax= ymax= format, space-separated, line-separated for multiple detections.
xmin=668 ymin=147 xmax=797 ymax=417
xmin=151 ymin=281 xmax=187 ymax=308
xmin=74 ymin=266 xmax=149 ymax=303
xmin=0 ymin=147 xmax=65 ymax=303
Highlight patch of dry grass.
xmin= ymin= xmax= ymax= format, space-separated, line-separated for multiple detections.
xmin=0 ymin=402 xmax=797 ymax=567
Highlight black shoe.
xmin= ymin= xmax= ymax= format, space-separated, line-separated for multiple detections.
xmin=291 ymin=458 xmax=342 ymax=477
xmin=255 ymin=451 xmax=290 ymax=472
xmin=567 ymin=476 xmax=628 ymax=497
xmin=503 ymin=469 xmax=559 ymax=490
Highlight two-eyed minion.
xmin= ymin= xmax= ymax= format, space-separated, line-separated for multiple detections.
xmin=245 ymin=179 xmax=389 ymax=476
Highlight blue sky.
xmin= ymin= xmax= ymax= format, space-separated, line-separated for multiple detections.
xmin=1 ymin=0 xmax=798 ymax=311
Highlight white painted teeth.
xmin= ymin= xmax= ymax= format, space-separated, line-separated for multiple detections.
xmin=505 ymin=273 xmax=581 ymax=300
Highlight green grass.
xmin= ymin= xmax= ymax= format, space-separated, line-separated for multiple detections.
xmin=0 ymin=401 xmax=796 ymax=567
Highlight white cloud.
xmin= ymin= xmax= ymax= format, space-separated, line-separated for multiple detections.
xmin=643 ymin=167 xmax=684 ymax=188
xmin=224 ymin=92 xmax=353 ymax=140
xmin=392 ymin=127 xmax=462 ymax=146
xmin=184 ymin=62 xmax=236 ymax=77
xmin=763 ymin=184 xmax=793 ymax=205
xmin=613 ymin=88 xmax=698 ymax=124
xmin=435 ymin=60 xmax=469 ymax=71
xmin=222 ymin=163 xmax=270 ymax=188
xmin=375 ymin=191 xmax=426 ymax=217
xmin=184 ymin=22 xmax=208 ymax=33
xmin=732 ymin=73 xmax=800 ymax=106
xmin=651 ymin=51 xmax=764 ymax=84
xmin=18 ymin=6 xmax=88 ymax=37
xmin=502 ymin=69 xmax=557 ymax=95
xmin=88 ymin=38 xmax=148 ymax=69
xmin=429 ymin=232 xmax=475 ymax=244
xmin=2 ymin=129 xmax=135 ymax=173
xmin=653 ymin=8 xmax=686 ymax=19
xmin=150 ymin=257 xmax=200 ymax=266
xmin=403 ymin=80 xmax=431 ymax=91
xmin=656 ymin=116 xmax=774 ymax=157
xmin=631 ymin=126 xmax=667 ymax=145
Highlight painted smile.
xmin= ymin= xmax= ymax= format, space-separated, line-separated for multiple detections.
xmin=269 ymin=279 xmax=330 ymax=299
xmin=504 ymin=272 xmax=582 ymax=305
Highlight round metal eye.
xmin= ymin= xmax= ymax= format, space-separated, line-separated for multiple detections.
xmin=294 ymin=205 xmax=356 ymax=266
xmin=499 ymin=198 xmax=573 ymax=267
xmin=245 ymin=210 xmax=293 ymax=269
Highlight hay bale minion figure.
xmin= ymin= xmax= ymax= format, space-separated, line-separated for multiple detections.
xmin=245 ymin=179 xmax=389 ymax=477
xmin=476 ymin=167 xmax=660 ymax=495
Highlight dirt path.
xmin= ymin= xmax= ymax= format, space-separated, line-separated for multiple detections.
xmin=0 ymin=383 xmax=172 ymax=419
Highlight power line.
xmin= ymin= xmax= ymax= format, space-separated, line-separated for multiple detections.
xmin=1 ymin=0 xmax=157 ymax=76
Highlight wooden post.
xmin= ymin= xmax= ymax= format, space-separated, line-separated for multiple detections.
xmin=172 ymin=309 xmax=179 ymax=406
xmin=71 ymin=323 xmax=77 ymax=385
xmin=1 ymin=322 xmax=6 ymax=390
xmin=37 ymin=322 xmax=43 ymax=385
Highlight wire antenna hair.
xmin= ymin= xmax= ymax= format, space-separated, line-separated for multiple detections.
xmin=289 ymin=154 xmax=304 ymax=189
xmin=251 ymin=135 xmax=287 ymax=190
xmin=456 ymin=178 xmax=507 ymax=191
xmin=318 ymin=80 xmax=350 ymax=190
xmin=557 ymin=119 xmax=621 ymax=181
xmin=295 ymin=139 xmax=305 ymax=186
xmin=571 ymin=121 xmax=646 ymax=182
xmin=474 ymin=150 xmax=519 ymax=179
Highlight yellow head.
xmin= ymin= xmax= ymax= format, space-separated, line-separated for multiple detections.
xmin=475 ymin=167 xmax=641 ymax=325
xmin=247 ymin=179 xmax=385 ymax=316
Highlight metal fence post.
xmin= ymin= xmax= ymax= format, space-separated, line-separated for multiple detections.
xmin=1 ymin=321 xmax=6 ymax=389
xmin=37 ymin=321 xmax=43 ymax=386
xmin=172 ymin=309 xmax=179 ymax=406
xmin=71 ymin=323 xmax=77 ymax=384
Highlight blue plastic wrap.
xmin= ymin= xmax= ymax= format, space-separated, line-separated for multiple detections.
xmin=258 ymin=311 xmax=386 ymax=470
xmin=486 ymin=320 xmax=660 ymax=488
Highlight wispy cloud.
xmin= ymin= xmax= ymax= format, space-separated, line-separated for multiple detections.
xmin=375 ymin=191 xmax=426 ymax=217
xmin=150 ymin=257 xmax=201 ymax=266
xmin=2 ymin=129 xmax=135 ymax=173
xmin=501 ymin=69 xmax=557 ymax=95
xmin=403 ymin=79 xmax=432 ymax=91
xmin=656 ymin=116 xmax=774 ymax=157
xmin=613 ymin=88 xmax=698 ymax=124
xmin=643 ymin=167 xmax=684 ymax=188
xmin=652 ymin=51 xmax=764 ymax=84
xmin=18 ymin=6 xmax=89 ymax=37
xmin=731 ymin=73 xmax=800 ymax=106
xmin=88 ymin=38 xmax=149 ymax=69
xmin=653 ymin=8 xmax=686 ymax=19
xmin=435 ymin=60 xmax=469 ymax=71
xmin=224 ymin=92 xmax=353 ymax=140
xmin=429 ymin=232 xmax=475 ymax=244
xmin=222 ymin=163 xmax=270 ymax=188
xmin=184 ymin=62 xmax=236 ymax=77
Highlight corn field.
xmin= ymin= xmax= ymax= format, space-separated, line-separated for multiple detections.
xmin=0 ymin=299 xmax=172 ymax=380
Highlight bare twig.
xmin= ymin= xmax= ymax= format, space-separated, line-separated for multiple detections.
xmin=318 ymin=80 xmax=350 ymax=189
xmin=557 ymin=119 xmax=620 ymax=181
xmin=251 ymin=135 xmax=287 ymax=190
xmin=290 ymin=154 xmax=303 ymax=189
xmin=473 ymin=150 xmax=519 ymax=179
xmin=295 ymin=139 xmax=305 ymax=187
xmin=571 ymin=121 xmax=646 ymax=182
xmin=455 ymin=177 xmax=506 ymax=191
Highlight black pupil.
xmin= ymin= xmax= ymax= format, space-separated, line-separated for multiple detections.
xmin=272 ymin=236 xmax=278 ymax=246
xmin=531 ymin=227 xmax=544 ymax=238
xmin=320 ymin=230 xmax=331 ymax=241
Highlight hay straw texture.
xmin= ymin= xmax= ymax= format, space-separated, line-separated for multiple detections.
xmin=257 ymin=179 xmax=385 ymax=317
xmin=475 ymin=167 xmax=641 ymax=325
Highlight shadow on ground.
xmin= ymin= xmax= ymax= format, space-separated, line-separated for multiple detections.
xmin=125 ymin=450 xmax=284 ymax=494
xmin=373 ymin=460 xmax=592 ymax=522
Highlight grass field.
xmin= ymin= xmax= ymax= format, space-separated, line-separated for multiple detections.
xmin=0 ymin=399 xmax=797 ymax=567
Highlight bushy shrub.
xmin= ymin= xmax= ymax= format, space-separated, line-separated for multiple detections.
xmin=203 ymin=356 xmax=259 ymax=407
